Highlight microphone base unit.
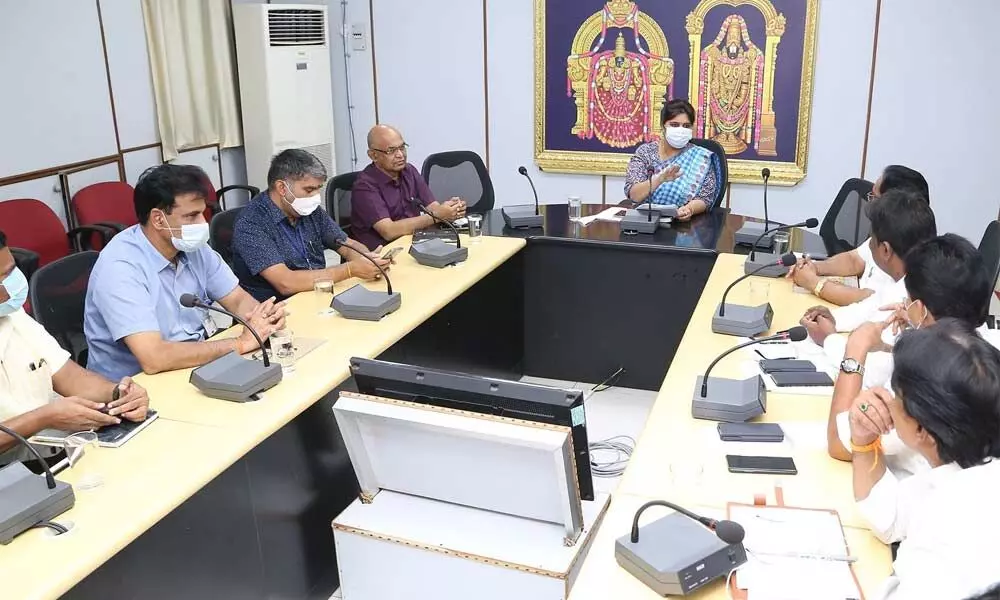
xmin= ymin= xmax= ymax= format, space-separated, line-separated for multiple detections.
xmin=189 ymin=351 xmax=283 ymax=402
xmin=615 ymin=512 xmax=747 ymax=596
xmin=711 ymin=303 xmax=774 ymax=337
xmin=691 ymin=375 xmax=766 ymax=422
xmin=619 ymin=210 xmax=660 ymax=234
xmin=744 ymin=252 xmax=791 ymax=278
xmin=501 ymin=206 xmax=544 ymax=229
xmin=0 ymin=462 xmax=75 ymax=545
xmin=734 ymin=222 xmax=775 ymax=248
xmin=409 ymin=238 xmax=469 ymax=268
xmin=636 ymin=204 xmax=678 ymax=219
xmin=332 ymin=284 xmax=402 ymax=321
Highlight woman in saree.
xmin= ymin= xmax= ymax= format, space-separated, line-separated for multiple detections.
xmin=624 ymin=99 xmax=721 ymax=222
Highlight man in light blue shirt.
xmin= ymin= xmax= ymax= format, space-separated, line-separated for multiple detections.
xmin=85 ymin=164 xmax=286 ymax=381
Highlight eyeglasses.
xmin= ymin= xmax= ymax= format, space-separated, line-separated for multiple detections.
xmin=371 ymin=143 xmax=409 ymax=156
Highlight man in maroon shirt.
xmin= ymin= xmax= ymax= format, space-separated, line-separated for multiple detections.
xmin=350 ymin=125 xmax=466 ymax=249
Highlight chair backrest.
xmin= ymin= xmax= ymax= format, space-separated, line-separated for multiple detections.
xmin=979 ymin=220 xmax=1000 ymax=293
xmin=28 ymin=251 xmax=99 ymax=366
xmin=326 ymin=171 xmax=359 ymax=230
xmin=421 ymin=151 xmax=495 ymax=214
xmin=0 ymin=199 xmax=71 ymax=267
xmin=689 ymin=138 xmax=729 ymax=209
xmin=72 ymin=181 xmax=137 ymax=249
xmin=820 ymin=178 xmax=874 ymax=256
xmin=210 ymin=206 xmax=246 ymax=267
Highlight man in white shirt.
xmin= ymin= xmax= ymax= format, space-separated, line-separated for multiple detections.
xmin=788 ymin=165 xmax=929 ymax=306
xmin=799 ymin=188 xmax=937 ymax=351
xmin=845 ymin=320 xmax=1000 ymax=599
xmin=825 ymin=234 xmax=996 ymax=478
xmin=0 ymin=230 xmax=150 ymax=465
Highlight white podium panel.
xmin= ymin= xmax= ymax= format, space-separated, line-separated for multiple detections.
xmin=333 ymin=392 xmax=584 ymax=541
xmin=333 ymin=490 xmax=611 ymax=600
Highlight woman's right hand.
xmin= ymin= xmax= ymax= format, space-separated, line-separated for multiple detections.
xmin=652 ymin=165 xmax=681 ymax=190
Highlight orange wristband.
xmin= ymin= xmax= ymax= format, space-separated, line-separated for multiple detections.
xmin=850 ymin=437 xmax=883 ymax=472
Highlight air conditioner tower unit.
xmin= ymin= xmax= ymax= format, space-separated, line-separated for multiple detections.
xmin=233 ymin=4 xmax=335 ymax=191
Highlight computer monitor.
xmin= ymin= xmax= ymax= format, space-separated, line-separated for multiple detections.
xmin=349 ymin=357 xmax=595 ymax=501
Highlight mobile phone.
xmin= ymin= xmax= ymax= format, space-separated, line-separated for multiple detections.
xmin=717 ymin=422 xmax=785 ymax=442
xmin=759 ymin=359 xmax=816 ymax=374
xmin=725 ymin=454 xmax=797 ymax=475
xmin=770 ymin=371 xmax=834 ymax=387
xmin=382 ymin=247 xmax=403 ymax=261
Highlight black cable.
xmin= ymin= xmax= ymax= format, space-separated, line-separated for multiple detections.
xmin=32 ymin=520 xmax=68 ymax=535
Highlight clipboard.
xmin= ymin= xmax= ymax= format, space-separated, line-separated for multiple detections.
xmin=726 ymin=493 xmax=866 ymax=600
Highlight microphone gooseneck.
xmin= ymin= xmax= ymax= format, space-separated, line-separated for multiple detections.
xmin=0 ymin=423 xmax=57 ymax=490
xmin=700 ymin=329 xmax=794 ymax=397
xmin=322 ymin=232 xmax=393 ymax=296
xmin=718 ymin=253 xmax=797 ymax=317
xmin=761 ymin=168 xmax=771 ymax=231
xmin=178 ymin=294 xmax=271 ymax=368
xmin=749 ymin=217 xmax=819 ymax=260
xmin=410 ymin=197 xmax=463 ymax=248
xmin=518 ymin=166 xmax=541 ymax=216
xmin=630 ymin=500 xmax=745 ymax=545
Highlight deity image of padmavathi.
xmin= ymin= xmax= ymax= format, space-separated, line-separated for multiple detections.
xmin=566 ymin=0 xmax=674 ymax=149
xmin=696 ymin=15 xmax=764 ymax=155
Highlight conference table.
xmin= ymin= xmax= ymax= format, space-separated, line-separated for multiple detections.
xmin=0 ymin=205 xmax=891 ymax=599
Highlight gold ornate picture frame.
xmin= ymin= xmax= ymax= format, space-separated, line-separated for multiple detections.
xmin=534 ymin=0 xmax=819 ymax=186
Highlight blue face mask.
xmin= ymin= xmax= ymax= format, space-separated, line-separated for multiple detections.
xmin=0 ymin=267 xmax=29 ymax=317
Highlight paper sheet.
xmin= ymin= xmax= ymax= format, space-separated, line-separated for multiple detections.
xmin=576 ymin=205 xmax=629 ymax=227
xmin=731 ymin=505 xmax=862 ymax=600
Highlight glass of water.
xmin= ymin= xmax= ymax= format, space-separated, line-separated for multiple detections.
xmin=568 ymin=196 xmax=582 ymax=220
xmin=270 ymin=329 xmax=296 ymax=373
xmin=313 ymin=278 xmax=334 ymax=313
xmin=467 ymin=214 xmax=483 ymax=242
xmin=771 ymin=230 xmax=791 ymax=255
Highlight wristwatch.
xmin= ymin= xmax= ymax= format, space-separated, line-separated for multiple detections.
xmin=840 ymin=358 xmax=865 ymax=376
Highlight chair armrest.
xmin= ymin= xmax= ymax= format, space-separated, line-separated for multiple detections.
xmin=93 ymin=221 xmax=127 ymax=233
xmin=215 ymin=185 xmax=260 ymax=211
xmin=67 ymin=224 xmax=118 ymax=251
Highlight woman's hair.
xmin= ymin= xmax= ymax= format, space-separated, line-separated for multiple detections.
xmin=660 ymin=99 xmax=696 ymax=126
xmin=891 ymin=318 xmax=1000 ymax=468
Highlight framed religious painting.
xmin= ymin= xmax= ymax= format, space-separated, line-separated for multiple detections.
xmin=534 ymin=0 xmax=819 ymax=185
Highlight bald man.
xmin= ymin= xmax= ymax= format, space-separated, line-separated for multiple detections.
xmin=350 ymin=125 xmax=466 ymax=249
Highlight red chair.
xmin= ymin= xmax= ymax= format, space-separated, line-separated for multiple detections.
xmin=71 ymin=181 xmax=137 ymax=249
xmin=0 ymin=199 xmax=114 ymax=267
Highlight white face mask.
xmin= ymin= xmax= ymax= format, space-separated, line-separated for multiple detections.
xmin=282 ymin=181 xmax=322 ymax=217
xmin=158 ymin=210 xmax=210 ymax=252
xmin=665 ymin=126 xmax=693 ymax=149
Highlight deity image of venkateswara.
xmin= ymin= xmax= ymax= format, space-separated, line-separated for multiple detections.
xmin=566 ymin=0 xmax=674 ymax=149
xmin=686 ymin=0 xmax=786 ymax=157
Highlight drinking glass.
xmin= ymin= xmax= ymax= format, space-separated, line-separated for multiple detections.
xmin=771 ymin=230 xmax=791 ymax=255
xmin=568 ymin=196 xmax=583 ymax=220
xmin=271 ymin=329 xmax=296 ymax=373
xmin=313 ymin=278 xmax=334 ymax=313
xmin=467 ymin=214 xmax=483 ymax=242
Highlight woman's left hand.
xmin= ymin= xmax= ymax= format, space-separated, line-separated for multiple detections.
xmin=675 ymin=204 xmax=694 ymax=221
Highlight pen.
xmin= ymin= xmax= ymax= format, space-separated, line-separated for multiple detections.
xmin=750 ymin=549 xmax=857 ymax=563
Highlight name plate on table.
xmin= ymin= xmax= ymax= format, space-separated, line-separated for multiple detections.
xmin=333 ymin=391 xmax=585 ymax=544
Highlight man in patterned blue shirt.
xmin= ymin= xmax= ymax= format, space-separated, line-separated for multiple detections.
xmin=232 ymin=149 xmax=391 ymax=301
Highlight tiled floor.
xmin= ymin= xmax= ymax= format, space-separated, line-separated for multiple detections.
xmin=330 ymin=377 xmax=658 ymax=599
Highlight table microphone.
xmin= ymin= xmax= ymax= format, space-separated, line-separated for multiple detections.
xmin=180 ymin=293 xmax=270 ymax=367
xmin=0 ymin=423 xmax=75 ymax=544
xmin=761 ymin=167 xmax=771 ymax=230
xmin=502 ymin=167 xmax=545 ymax=228
xmin=749 ymin=217 xmax=820 ymax=261
xmin=615 ymin=499 xmax=748 ymax=595
xmin=322 ymin=232 xmax=402 ymax=320
xmin=692 ymin=326 xmax=807 ymax=423
xmin=713 ymin=253 xmax=796 ymax=337
xmin=407 ymin=197 xmax=469 ymax=268
xmin=322 ymin=232 xmax=393 ymax=295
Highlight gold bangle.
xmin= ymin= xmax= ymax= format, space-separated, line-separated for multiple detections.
xmin=814 ymin=279 xmax=827 ymax=297
xmin=347 ymin=264 xmax=352 ymax=278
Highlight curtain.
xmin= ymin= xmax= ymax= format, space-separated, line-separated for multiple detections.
xmin=141 ymin=0 xmax=242 ymax=160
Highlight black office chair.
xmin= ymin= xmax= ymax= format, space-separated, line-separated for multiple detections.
xmin=421 ymin=151 xmax=495 ymax=215
xmin=325 ymin=172 xmax=358 ymax=232
xmin=28 ymin=251 xmax=99 ymax=366
xmin=979 ymin=220 xmax=1000 ymax=289
xmin=209 ymin=206 xmax=245 ymax=268
xmin=689 ymin=138 xmax=729 ymax=210
xmin=819 ymin=178 xmax=874 ymax=256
